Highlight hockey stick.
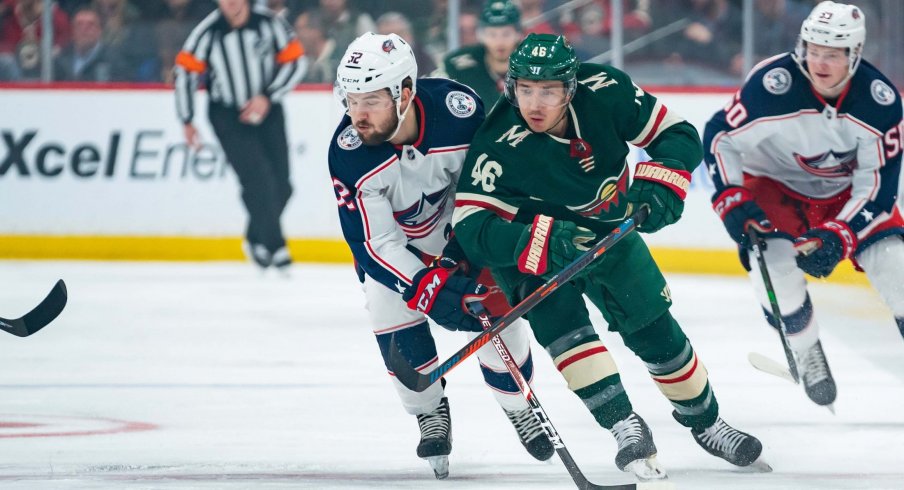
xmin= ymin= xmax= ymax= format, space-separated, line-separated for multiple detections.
xmin=0 ymin=279 xmax=67 ymax=338
xmin=747 ymin=229 xmax=800 ymax=383
xmin=471 ymin=302 xmax=671 ymax=490
xmin=389 ymin=207 xmax=648 ymax=392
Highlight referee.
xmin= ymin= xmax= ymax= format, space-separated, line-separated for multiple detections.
xmin=174 ymin=0 xmax=307 ymax=270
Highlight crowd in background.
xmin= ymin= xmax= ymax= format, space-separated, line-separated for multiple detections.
xmin=0 ymin=0 xmax=899 ymax=86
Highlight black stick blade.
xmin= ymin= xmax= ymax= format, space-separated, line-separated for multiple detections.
xmin=0 ymin=279 xmax=67 ymax=338
xmin=388 ymin=333 xmax=438 ymax=392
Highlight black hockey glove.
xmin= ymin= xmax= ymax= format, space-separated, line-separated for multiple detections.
xmin=627 ymin=161 xmax=691 ymax=233
xmin=434 ymin=235 xmax=473 ymax=276
xmin=794 ymin=220 xmax=857 ymax=278
xmin=712 ymin=186 xmax=774 ymax=248
xmin=514 ymin=215 xmax=595 ymax=276
xmin=403 ymin=266 xmax=490 ymax=332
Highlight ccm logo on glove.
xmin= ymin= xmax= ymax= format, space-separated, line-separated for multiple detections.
xmin=407 ymin=268 xmax=449 ymax=313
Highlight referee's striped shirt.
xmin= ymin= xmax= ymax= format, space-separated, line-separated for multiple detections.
xmin=174 ymin=6 xmax=308 ymax=124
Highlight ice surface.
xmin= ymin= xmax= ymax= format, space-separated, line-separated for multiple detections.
xmin=1 ymin=261 xmax=902 ymax=489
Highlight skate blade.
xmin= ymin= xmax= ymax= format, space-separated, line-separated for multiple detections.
xmin=825 ymin=403 xmax=836 ymax=415
xmin=624 ymin=455 xmax=668 ymax=481
xmin=739 ymin=458 xmax=773 ymax=473
xmin=425 ymin=455 xmax=449 ymax=480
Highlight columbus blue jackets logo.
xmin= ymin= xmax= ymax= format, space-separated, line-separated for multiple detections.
xmin=445 ymin=91 xmax=477 ymax=118
xmin=382 ymin=39 xmax=396 ymax=53
xmin=337 ymin=125 xmax=362 ymax=150
xmin=793 ymin=148 xmax=858 ymax=178
xmin=392 ymin=187 xmax=451 ymax=239
xmin=871 ymin=80 xmax=896 ymax=106
xmin=763 ymin=67 xmax=791 ymax=95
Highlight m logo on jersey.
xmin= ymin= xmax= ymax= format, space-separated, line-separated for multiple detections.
xmin=337 ymin=125 xmax=362 ymax=150
xmin=763 ymin=67 xmax=792 ymax=95
xmin=496 ymin=125 xmax=532 ymax=147
xmin=393 ymin=187 xmax=451 ymax=239
xmin=568 ymin=167 xmax=628 ymax=217
xmin=446 ymin=91 xmax=477 ymax=118
xmin=793 ymin=148 xmax=858 ymax=178
xmin=579 ymin=72 xmax=618 ymax=92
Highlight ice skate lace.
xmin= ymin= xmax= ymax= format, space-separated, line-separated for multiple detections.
xmin=801 ymin=344 xmax=829 ymax=385
xmin=697 ymin=419 xmax=745 ymax=456
xmin=610 ymin=414 xmax=643 ymax=450
xmin=417 ymin=402 xmax=450 ymax=440
xmin=506 ymin=408 xmax=545 ymax=443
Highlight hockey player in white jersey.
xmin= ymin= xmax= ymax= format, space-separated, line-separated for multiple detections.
xmin=704 ymin=1 xmax=904 ymax=407
xmin=328 ymin=32 xmax=554 ymax=479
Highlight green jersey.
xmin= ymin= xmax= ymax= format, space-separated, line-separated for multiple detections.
xmin=437 ymin=44 xmax=505 ymax=110
xmin=452 ymin=63 xmax=703 ymax=269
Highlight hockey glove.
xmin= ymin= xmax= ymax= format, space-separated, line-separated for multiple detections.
xmin=627 ymin=161 xmax=691 ymax=233
xmin=434 ymin=235 xmax=472 ymax=276
xmin=712 ymin=186 xmax=774 ymax=248
xmin=794 ymin=220 xmax=856 ymax=278
xmin=514 ymin=215 xmax=596 ymax=276
xmin=403 ymin=266 xmax=490 ymax=332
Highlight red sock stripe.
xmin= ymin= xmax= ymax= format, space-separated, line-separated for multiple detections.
xmin=652 ymin=356 xmax=698 ymax=384
xmin=556 ymin=346 xmax=608 ymax=371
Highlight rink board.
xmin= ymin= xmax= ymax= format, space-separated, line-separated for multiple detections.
xmin=0 ymin=86 xmax=896 ymax=284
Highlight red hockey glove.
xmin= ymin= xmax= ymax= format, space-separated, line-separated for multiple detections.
xmin=712 ymin=186 xmax=774 ymax=248
xmin=403 ymin=267 xmax=490 ymax=332
xmin=794 ymin=220 xmax=856 ymax=278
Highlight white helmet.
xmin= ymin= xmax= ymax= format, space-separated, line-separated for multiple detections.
xmin=335 ymin=32 xmax=417 ymax=103
xmin=794 ymin=1 xmax=865 ymax=79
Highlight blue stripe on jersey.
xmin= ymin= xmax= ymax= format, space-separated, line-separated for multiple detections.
xmin=479 ymin=352 xmax=534 ymax=394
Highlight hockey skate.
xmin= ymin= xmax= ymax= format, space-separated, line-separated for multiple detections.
xmin=416 ymin=397 xmax=452 ymax=479
xmin=798 ymin=340 xmax=837 ymax=407
xmin=609 ymin=412 xmax=667 ymax=480
xmin=689 ymin=417 xmax=768 ymax=470
xmin=504 ymin=407 xmax=555 ymax=461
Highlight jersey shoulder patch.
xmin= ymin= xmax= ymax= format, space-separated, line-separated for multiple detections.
xmin=336 ymin=124 xmax=362 ymax=150
xmin=445 ymin=90 xmax=478 ymax=118
xmin=762 ymin=66 xmax=792 ymax=95
xmin=870 ymin=79 xmax=896 ymax=106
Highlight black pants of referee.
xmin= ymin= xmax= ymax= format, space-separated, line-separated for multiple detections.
xmin=209 ymin=102 xmax=293 ymax=255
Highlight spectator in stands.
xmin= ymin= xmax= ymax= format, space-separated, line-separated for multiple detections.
xmin=459 ymin=9 xmax=479 ymax=46
xmin=54 ymin=7 xmax=114 ymax=81
xmin=156 ymin=0 xmax=213 ymax=83
xmin=0 ymin=0 xmax=72 ymax=80
xmin=310 ymin=0 xmax=374 ymax=68
xmin=660 ymin=0 xmax=742 ymax=75
xmin=376 ymin=11 xmax=436 ymax=77
xmin=293 ymin=9 xmax=334 ymax=83
xmin=435 ymin=0 xmax=521 ymax=105
xmin=519 ymin=0 xmax=557 ymax=35
xmin=92 ymin=0 xmax=160 ymax=81
xmin=561 ymin=0 xmax=651 ymax=56
xmin=745 ymin=0 xmax=811 ymax=67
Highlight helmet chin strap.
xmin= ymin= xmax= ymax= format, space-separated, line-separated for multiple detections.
xmin=386 ymin=94 xmax=414 ymax=142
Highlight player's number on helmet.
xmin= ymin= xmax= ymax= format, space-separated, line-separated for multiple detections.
xmin=347 ymin=52 xmax=362 ymax=64
xmin=531 ymin=46 xmax=547 ymax=57
xmin=471 ymin=153 xmax=503 ymax=193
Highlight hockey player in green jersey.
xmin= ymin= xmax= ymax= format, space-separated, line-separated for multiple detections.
xmin=435 ymin=0 xmax=521 ymax=107
xmin=452 ymin=33 xmax=766 ymax=479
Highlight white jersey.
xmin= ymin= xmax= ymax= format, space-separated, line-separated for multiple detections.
xmin=704 ymin=54 xmax=903 ymax=236
xmin=329 ymin=78 xmax=484 ymax=292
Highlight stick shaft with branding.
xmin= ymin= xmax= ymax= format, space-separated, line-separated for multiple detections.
xmin=389 ymin=208 xmax=647 ymax=392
